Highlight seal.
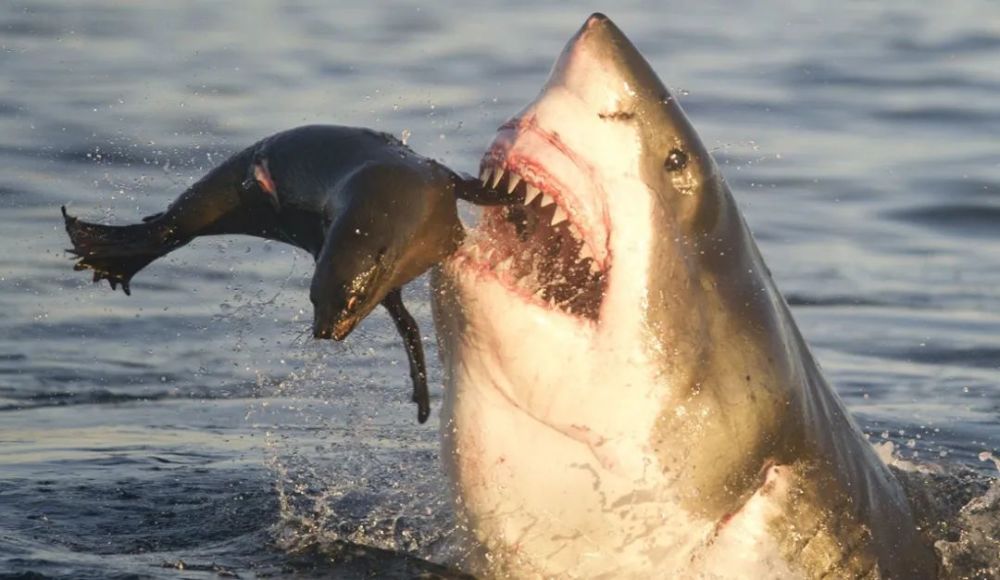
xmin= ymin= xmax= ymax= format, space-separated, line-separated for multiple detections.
xmin=431 ymin=14 xmax=937 ymax=578
xmin=64 ymin=124 xmax=490 ymax=422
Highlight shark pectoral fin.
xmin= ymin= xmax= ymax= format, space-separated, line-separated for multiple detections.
xmin=381 ymin=287 xmax=430 ymax=423
xmin=452 ymin=173 xmax=522 ymax=206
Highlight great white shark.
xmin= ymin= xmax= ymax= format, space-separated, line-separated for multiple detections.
xmin=432 ymin=13 xmax=937 ymax=579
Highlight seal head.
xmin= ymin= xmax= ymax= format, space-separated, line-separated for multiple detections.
xmin=309 ymin=161 xmax=464 ymax=340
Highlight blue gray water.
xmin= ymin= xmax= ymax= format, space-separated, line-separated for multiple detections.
xmin=1 ymin=1 xmax=998 ymax=578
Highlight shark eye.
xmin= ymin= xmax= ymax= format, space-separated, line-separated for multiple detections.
xmin=664 ymin=149 xmax=688 ymax=172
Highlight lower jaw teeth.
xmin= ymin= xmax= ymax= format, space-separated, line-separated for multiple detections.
xmin=469 ymin=205 xmax=607 ymax=316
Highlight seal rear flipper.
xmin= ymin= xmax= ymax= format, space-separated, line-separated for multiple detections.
xmin=62 ymin=205 xmax=177 ymax=295
xmin=381 ymin=287 xmax=430 ymax=423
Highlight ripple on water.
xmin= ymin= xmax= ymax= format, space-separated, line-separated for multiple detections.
xmin=884 ymin=204 xmax=1000 ymax=238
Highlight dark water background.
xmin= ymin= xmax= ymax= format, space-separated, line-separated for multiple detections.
xmin=1 ymin=1 xmax=998 ymax=578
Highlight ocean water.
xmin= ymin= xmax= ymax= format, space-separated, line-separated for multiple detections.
xmin=1 ymin=1 xmax=998 ymax=578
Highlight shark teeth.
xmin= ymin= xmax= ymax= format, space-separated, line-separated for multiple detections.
xmin=491 ymin=168 xmax=505 ymax=189
xmin=477 ymin=161 xmax=602 ymax=271
xmin=524 ymin=184 xmax=541 ymax=204
xmin=507 ymin=174 xmax=522 ymax=194
xmin=467 ymin=161 xmax=607 ymax=320
xmin=550 ymin=206 xmax=568 ymax=226
xmin=481 ymin=164 xmax=561 ymax=211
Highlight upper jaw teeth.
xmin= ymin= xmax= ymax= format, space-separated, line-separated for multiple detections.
xmin=550 ymin=206 xmax=568 ymax=226
xmin=469 ymin=163 xmax=607 ymax=288
xmin=480 ymin=162 xmax=594 ymax=252
xmin=506 ymin=174 xmax=522 ymax=193
xmin=481 ymin=164 xmax=553 ymax=209
xmin=524 ymin=184 xmax=541 ymax=204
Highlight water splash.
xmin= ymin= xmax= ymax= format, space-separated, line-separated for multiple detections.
xmin=241 ymin=316 xmax=470 ymax=574
xmin=882 ymin=441 xmax=1000 ymax=579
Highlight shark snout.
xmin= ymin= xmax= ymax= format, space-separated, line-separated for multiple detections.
xmin=584 ymin=12 xmax=610 ymax=29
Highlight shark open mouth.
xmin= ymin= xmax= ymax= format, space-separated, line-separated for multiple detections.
xmin=455 ymin=143 xmax=610 ymax=321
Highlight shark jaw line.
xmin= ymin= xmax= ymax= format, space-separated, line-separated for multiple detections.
xmin=453 ymin=130 xmax=611 ymax=323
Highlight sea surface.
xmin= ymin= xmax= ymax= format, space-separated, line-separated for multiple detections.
xmin=1 ymin=1 xmax=998 ymax=578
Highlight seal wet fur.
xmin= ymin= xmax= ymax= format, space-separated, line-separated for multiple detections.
xmin=63 ymin=124 xmax=487 ymax=422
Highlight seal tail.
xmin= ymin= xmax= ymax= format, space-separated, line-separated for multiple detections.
xmin=62 ymin=206 xmax=174 ymax=295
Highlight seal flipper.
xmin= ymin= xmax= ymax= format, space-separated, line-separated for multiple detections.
xmin=62 ymin=205 xmax=175 ymax=295
xmin=381 ymin=287 xmax=430 ymax=423
xmin=62 ymin=141 xmax=289 ymax=294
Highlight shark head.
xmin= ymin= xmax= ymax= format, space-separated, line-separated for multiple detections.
xmin=435 ymin=13 xmax=932 ymax=578
xmin=445 ymin=12 xmax=745 ymax=362
xmin=434 ymin=14 xmax=783 ymax=566
xmin=438 ymin=11 xmax=788 ymax=495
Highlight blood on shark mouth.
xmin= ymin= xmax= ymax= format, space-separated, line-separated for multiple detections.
xmin=455 ymin=157 xmax=609 ymax=320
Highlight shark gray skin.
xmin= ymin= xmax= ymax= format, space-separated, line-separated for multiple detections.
xmin=63 ymin=124 xmax=494 ymax=423
xmin=431 ymin=14 xmax=937 ymax=578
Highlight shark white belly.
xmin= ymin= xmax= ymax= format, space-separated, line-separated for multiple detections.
xmin=432 ymin=13 xmax=937 ymax=579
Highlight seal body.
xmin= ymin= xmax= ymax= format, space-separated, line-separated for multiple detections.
xmin=64 ymin=125 xmax=468 ymax=422
xmin=431 ymin=14 xmax=936 ymax=578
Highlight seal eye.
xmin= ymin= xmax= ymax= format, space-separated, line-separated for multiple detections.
xmin=664 ymin=149 xmax=688 ymax=172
